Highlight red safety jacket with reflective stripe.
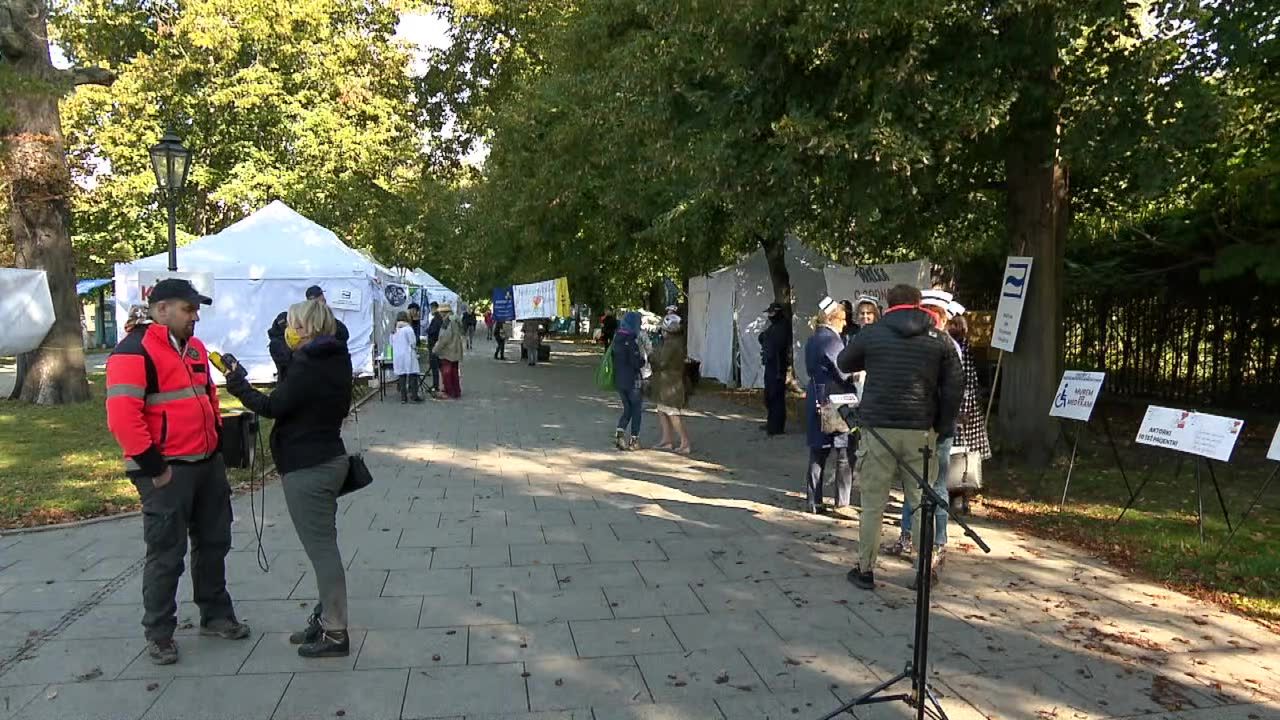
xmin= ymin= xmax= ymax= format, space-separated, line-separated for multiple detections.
xmin=105 ymin=322 xmax=221 ymax=477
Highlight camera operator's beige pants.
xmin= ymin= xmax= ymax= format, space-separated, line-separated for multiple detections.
xmin=858 ymin=428 xmax=937 ymax=572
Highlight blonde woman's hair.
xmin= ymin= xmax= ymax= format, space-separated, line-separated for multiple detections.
xmin=288 ymin=299 xmax=337 ymax=338
xmin=812 ymin=304 xmax=847 ymax=329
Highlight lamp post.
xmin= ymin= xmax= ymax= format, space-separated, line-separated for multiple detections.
xmin=148 ymin=130 xmax=192 ymax=272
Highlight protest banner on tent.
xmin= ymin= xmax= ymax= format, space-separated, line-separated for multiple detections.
xmin=513 ymin=277 xmax=571 ymax=320
xmin=822 ymin=260 xmax=932 ymax=311
xmin=492 ymin=286 xmax=516 ymax=322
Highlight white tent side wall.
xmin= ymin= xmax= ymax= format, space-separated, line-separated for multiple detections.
xmin=686 ymin=275 xmax=709 ymax=366
xmin=699 ymin=269 xmax=737 ymax=385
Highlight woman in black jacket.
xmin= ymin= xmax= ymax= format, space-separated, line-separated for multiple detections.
xmin=225 ymin=299 xmax=353 ymax=658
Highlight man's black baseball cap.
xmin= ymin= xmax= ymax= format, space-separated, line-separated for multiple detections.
xmin=305 ymin=285 xmax=325 ymax=300
xmin=150 ymin=278 xmax=211 ymax=306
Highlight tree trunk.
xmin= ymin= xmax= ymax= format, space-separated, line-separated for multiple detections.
xmin=759 ymin=230 xmax=800 ymax=391
xmin=1 ymin=0 xmax=112 ymax=404
xmin=997 ymin=12 xmax=1068 ymax=467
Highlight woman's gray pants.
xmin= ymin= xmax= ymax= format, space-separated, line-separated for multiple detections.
xmin=282 ymin=455 xmax=349 ymax=630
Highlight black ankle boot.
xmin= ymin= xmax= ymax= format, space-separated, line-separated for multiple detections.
xmin=298 ymin=629 xmax=349 ymax=658
xmin=289 ymin=608 xmax=322 ymax=646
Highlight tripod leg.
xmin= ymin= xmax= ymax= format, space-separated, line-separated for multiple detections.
xmin=1205 ymin=461 xmax=1233 ymax=533
xmin=1214 ymin=466 xmax=1279 ymax=561
xmin=1196 ymin=460 xmax=1205 ymax=544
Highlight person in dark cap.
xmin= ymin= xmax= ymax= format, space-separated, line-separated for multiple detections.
xmin=303 ymin=285 xmax=349 ymax=346
xmin=758 ymin=301 xmax=791 ymax=435
xmin=106 ymin=278 xmax=251 ymax=665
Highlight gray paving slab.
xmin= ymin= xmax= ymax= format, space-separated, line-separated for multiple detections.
xmin=602 ymin=586 xmax=706 ymax=619
xmin=348 ymin=596 xmax=425 ymax=630
xmin=554 ymin=562 xmax=645 ymax=590
xmin=713 ymin=689 xmax=836 ymax=720
xmin=665 ymin=612 xmax=782 ymax=651
xmin=0 ymin=612 xmax=62 ymax=646
xmin=0 ymin=582 xmax=102 ymax=612
xmin=398 ymin=527 xmax=474 ymax=548
xmin=117 ymin=634 xmax=259 ymax=679
xmin=401 ymin=663 xmax=529 ymax=718
xmin=583 ymin=540 xmax=668 ymax=563
xmin=472 ymin=566 xmax=560 ymax=594
xmin=635 ymin=649 xmax=764 ymax=702
xmin=0 ymin=685 xmax=43 ymax=720
xmin=289 ymin=568 xmax=388 ymax=599
xmin=419 ymin=592 xmax=517 ymax=627
xmin=9 ymin=678 xmax=167 ymax=720
xmin=431 ymin=544 xmax=512 ymax=569
xmin=591 ymin=703 xmax=725 ymax=720
xmin=0 ymin=638 xmax=145 ymax=688
xmin=635 ymin=560 xmax=728 ymax=588
xmin=570 ymin=617 xmax=683 ymax=658
xmin=356 ymin=628 xmax=467 ymax=669
xmin=526 ymin=657 xmax=650 ymax=712
xmin=350 ymin=548 xmax=436 ymax=571
xmin=472 ymin=526 xmax=546 ymax=546
xmin=382 ymin=569 xmax=473 ymax=597
xmin=511 ymin=543 xmax=589 ymax=567
xmin=513 ymin=590 xmax=613 ymax=624
xmin=468 ymin=622 xmax=577 ymax=664
xmin=691 ymin=580 xmax=796 ymax=613
xmin=141 ymin=673 xmax=290 ymax=720
xmin=273 ymin=668 xmax=408 ymax=720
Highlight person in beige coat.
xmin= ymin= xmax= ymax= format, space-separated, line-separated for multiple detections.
xmin=434 ymin=304 xmax=465 ymax=398
xmin=522 ymin=318 xmax=543 ymax=366
xmin=651 ymin=314 xmax=691 ymax=454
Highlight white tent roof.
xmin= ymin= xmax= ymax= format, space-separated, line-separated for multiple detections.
xmin=127 ymin=200 xmax=383 ymax=280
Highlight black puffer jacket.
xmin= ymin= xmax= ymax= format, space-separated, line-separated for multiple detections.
xmin=836 ymin=307 xmax=963 ymax=438
xmin=226 ymin=335 xmax=352 ymax=474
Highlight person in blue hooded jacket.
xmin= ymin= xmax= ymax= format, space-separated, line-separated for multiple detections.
xmin=611 ymin=311 xmax=647 ymax=450
xmin=804 ymin=297 xmax=856 ymax=514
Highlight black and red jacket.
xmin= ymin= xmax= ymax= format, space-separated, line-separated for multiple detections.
xmin=106 ymin=322 xmax=222 ymax=478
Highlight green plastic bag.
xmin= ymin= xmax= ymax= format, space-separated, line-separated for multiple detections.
xmin=595 ymin=341 xmax=616 ymax=391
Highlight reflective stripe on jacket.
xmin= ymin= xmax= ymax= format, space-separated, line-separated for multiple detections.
xmin=105 ymin=323 xmax=222 ymax=477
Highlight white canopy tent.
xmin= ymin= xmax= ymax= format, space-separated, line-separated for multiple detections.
xmin=404 ymin=268 xmax=459 ymax=310
xmin=687 ymin=237 xmax=839 ymax=389
xmin=113 ymin=201 xmax=395 ymax=383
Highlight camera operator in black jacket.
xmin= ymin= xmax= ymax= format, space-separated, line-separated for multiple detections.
xmin=836 ymin=284 xmax=962 ymax=591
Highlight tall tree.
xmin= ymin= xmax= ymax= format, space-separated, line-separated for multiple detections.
xmin=2 ymin=0 xmax=112 ymax=403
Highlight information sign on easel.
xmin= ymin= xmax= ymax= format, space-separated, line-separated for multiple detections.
xmin=1217 ymin=424 xmax=1280 ymax=557
xmin=1122 ymin=406 xmax=1244 ymax=542
xmin=985 ymin=257 xmax=1033 ymax=426
xmin=1044 ymin=371 xmax=1132 ymax=508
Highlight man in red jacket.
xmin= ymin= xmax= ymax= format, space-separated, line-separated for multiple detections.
xmin=106 ymin=278 xmax=250 ymax=665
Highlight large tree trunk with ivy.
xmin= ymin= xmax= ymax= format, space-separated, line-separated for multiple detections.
xmin=1 ymin=0 xmax=112 ymax=403
xmin=997 ymin=9 xmax=1068 ymax=467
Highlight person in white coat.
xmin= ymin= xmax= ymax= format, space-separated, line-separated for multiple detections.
xmin=391 ymin=311 xmax=424 ymax=403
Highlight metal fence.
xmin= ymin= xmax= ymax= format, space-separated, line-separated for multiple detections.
xmin=1062 ymin=283 xmax=1280 ymax=412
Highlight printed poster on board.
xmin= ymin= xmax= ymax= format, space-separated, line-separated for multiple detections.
xmin=1135 ymin=406 xmax=1245 ymax=463
xmin=1049 ymin=371 xmax=1106 ymax=422
xmin=991 ymin=256 xmax=1032 ymax=352
xmin=1267 ymin=424 xmax=1280 ymax=463
xmin=491 ymin=286 xmax=516 ymax=322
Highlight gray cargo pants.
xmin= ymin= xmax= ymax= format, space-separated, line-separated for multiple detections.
xmin=132 ymin=455 xmax=237 ymax=641
xmin=283 ymin=455 xmax=350 ymax=630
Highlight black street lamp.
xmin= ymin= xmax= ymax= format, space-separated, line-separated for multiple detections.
xmin=149 ymin=130 xmax=192 ymax=272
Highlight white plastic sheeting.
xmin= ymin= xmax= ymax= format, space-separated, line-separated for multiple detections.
xmin=114 ymin=201 xmax=391 ymax=383
xmin=687 ymin=237 xmax=838 ymax=389
xmin=0 ymin=269 xmax=55 ymax=355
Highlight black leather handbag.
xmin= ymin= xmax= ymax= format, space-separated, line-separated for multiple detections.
xmin=339 ymin=409 xmax=374 ymax=496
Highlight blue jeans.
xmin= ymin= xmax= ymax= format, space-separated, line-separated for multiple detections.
xmin=617 ymin=387 xmax=643 ymax=436
xmin=900 ymin=436 xmax=952 ymax=546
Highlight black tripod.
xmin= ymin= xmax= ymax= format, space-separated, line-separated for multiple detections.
xmin=819 ymin=424 xmax=992 ymax=720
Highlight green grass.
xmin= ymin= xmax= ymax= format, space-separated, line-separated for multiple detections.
xmin=983 ymin=433 xmax=1280 ymax=625
xmin=0 ymin=374 xmax=275 ymax=529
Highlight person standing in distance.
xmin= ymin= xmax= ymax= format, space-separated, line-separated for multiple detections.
xmin=758 ymin=302 xmax=791 ymax=435
xmin=426 ymin=301 xmax=444 ymax=392
xmin=105 ymin=279 xmax=251 ymax=665
xmin=836 ymin=284 xmax=962 ymax=591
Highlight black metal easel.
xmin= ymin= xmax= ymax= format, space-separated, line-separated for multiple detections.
xmin=817 ymin=424 xmax=992 ymax=720
xmin=1115 ymin=452 xmax=1232 ymax=544
xmin=1040 ymin=413 xmax=1135 ymax=509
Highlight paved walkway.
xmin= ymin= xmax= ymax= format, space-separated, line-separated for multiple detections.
xmin=2 ymin=340 xmax=1278 ymax=720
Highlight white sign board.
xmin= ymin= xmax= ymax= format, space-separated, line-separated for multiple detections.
xmin=991 ymin=256 xmax=1033 ymax=352
xmin=138 ymin=271 xmax=216 ymax=317
xmin=1049 ymin=371 xmax=1106 ymax=422
xmin=327 ymin=286 xmax=363 ymax=312
xmin=1268 ymin=424 xmax=1280 ymax=463
xmin=0 ymin=268 xmax=55 ymax=355
xmin=1135 ymin=406 xmax=1245 ymax=463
